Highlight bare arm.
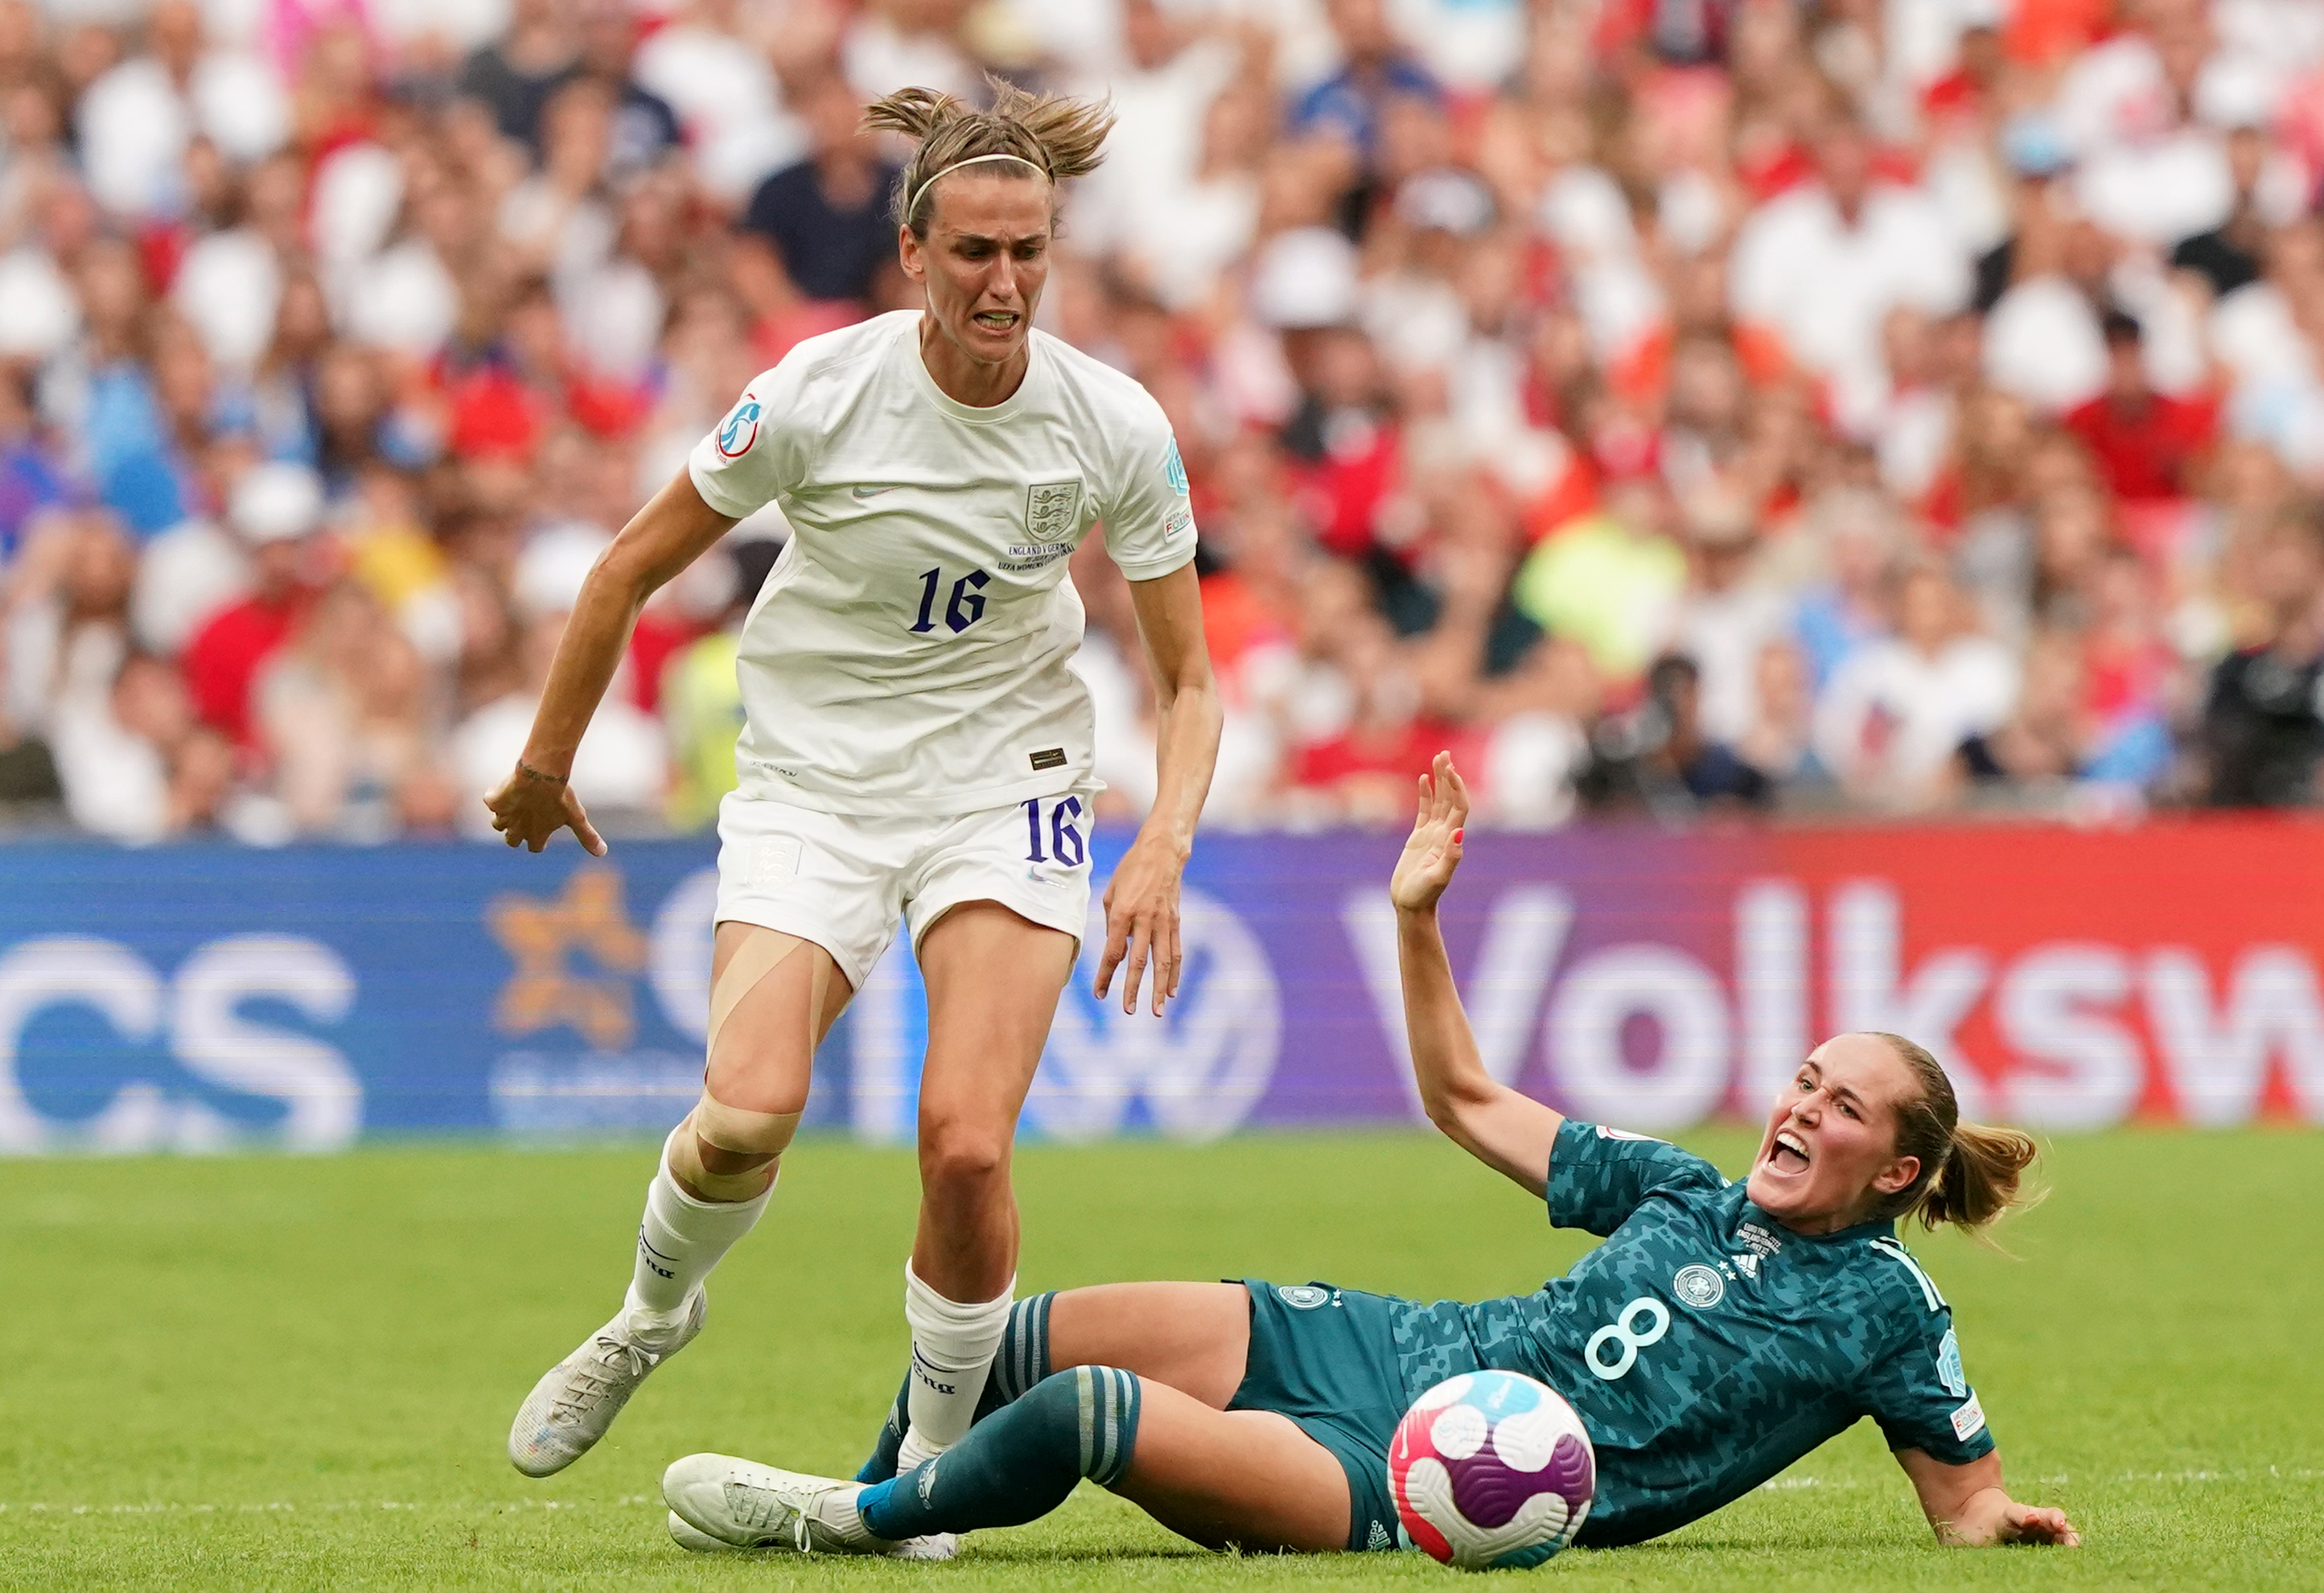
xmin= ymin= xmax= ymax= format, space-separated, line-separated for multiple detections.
xmin=1096 ymin=561 xmax=1223 ymax=1015
xmin=1895 ymin=1447 xmax=2081 ymax=1547
xmin=483 ymin=467 xmax=737 ymax=854
xmin=1391 ymin=754 xmax=1565 ymax=1197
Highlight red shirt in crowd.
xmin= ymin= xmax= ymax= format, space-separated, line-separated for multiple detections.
xmin=2062 ymin=391 xmax=2219 ymax=502
xmin=1293 ymin=718 xmax=1458 ymax=794
xmin=183 ymin=594 xmax=299 ymax=747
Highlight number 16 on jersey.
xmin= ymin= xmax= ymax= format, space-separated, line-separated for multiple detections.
xmin=910 ymin=566 xmax=990 ymax=634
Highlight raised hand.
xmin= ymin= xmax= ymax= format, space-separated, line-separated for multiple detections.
xmin=1389 ymin=751 xmax=1469 ymax=915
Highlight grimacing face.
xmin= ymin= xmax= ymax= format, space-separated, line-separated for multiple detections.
xmin=899 ymin=169 xmax=1053 ymax=373
xmin=1743 ymin=1033 xmax=1924 ymax=1234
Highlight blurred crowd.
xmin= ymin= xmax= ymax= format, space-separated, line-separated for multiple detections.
xmin=5 ymin=0 xmax=2324 ymax=843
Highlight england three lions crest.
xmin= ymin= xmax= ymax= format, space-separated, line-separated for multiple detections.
xmin=1025 ymin=480 xmax=1084 ymax=541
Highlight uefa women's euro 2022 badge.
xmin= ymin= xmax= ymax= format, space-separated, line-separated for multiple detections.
xmin=717 ymin=396 xmax=761 ymax=459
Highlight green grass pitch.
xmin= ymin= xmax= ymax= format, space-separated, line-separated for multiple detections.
xmin=3 ymin=1127 xmax=2320 ymax=1591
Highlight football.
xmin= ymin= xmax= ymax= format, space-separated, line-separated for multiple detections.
xmin=1388 ymin=1370 xmax=1596 ymax=1570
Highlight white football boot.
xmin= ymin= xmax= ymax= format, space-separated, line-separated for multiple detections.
xmin=665 ymin=1507 xmax=960 ymax=1561
xmin=661 ymin=1452 xmax=960 ymax=1560
xmin=508 ymin=1290 xmax=705 ymax=1476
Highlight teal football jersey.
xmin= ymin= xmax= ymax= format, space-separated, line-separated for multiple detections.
xmin=1388 ymin=1120 xmax=1995 ymax=1546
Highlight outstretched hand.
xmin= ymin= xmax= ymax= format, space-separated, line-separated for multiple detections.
xmin=483 ymin=764 xmax=608 ymax=856
xmin=1389 ymin=752 xmax=1468 ymax=914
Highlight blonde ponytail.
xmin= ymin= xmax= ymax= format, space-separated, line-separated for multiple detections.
xmin=1919 ymin=1118 xmax=2040 ymax=1231
xmin=1865 ymin=1033 xmax=2040 ymax=1238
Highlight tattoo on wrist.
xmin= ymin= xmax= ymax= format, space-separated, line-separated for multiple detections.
xmin=516 ymin=760 xmax=568 ymax=786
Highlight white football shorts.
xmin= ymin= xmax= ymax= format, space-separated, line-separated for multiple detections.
xmin=711 ymin=788 xmax=1098 ymax=990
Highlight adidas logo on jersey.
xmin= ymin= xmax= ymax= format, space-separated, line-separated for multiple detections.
xmin=1731 ymin=1252 xmax=1760 ymax=1280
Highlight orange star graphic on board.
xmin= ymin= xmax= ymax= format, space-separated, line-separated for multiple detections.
xmin=487 ymin=866 xmax=649 ymax=1049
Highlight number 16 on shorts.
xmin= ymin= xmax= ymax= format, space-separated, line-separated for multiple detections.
xmin=1023 ymin=796 xmax=1086 ymax=866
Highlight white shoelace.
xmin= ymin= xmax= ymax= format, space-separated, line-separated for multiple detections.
xmin=722 ymin=1480 xmax=818 ymax=1550
xmin=549 ymin=1335 xmax=652 ymax=1423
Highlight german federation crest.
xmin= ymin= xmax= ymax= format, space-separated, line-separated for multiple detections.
xmin=1025 ymin=480 xmax=1083 ymax=540
xmin=1673 ymin=1264 xmax=1725 ymax=1309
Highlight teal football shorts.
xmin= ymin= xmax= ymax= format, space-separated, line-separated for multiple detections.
xmin=1228 ymin=1278 xmax=1410 ymax=1553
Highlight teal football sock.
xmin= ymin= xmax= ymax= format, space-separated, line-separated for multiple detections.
xmin=853 ymin=1374 xmax=911 ymax=1484
xmin=854 ymin=1292 xmax=1055 ymax=1484
xmin=981 ymin=1291 xmax=1056 ymax=1411
xmin=858 ymin=1365 xmax=1140 ymax=1542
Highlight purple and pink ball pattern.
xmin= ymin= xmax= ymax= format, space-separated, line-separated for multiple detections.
xmin=1388 ymin=1371 xmax=1596 ymax=1570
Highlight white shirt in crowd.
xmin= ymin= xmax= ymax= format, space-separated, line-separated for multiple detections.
xmin=1675 ymin=581 xmax=1794 ymax=747
xmin=49 ymin=699 xmax=169 ymax=844
xmin=1983 ymin=274 xmax=2108 ymax=414
xmin=1730 ymin=181 xmax=1971 ymax=426
xmin=687 ymin=311 xmax=1199 ymax=817
xmin=1478 ymin=710 xmax=1586 ymax=829
xmin=1812 ymin=635 xmax=2019 ymax=788
xmin=452 ymin=685 xmax=669 ymax=831
xmin=131 ymin=518 xmax=250 ymax=655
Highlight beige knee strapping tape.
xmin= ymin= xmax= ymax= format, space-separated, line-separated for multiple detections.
xmin=704 ymin=927 xmax=838 ymax=1059
xmin=668 ymin=1105 xmax=790 ymax=1201
xmin=670 ymin=926 xmax=829 ymax=1201
xmin=691 ymin=1093 xmax=800 ymax=1156
xmin=708 ymin=928 xmax=797 ymax=1056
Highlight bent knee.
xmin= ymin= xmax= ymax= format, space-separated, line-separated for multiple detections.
xmin=918 ymin=1122 xmax=1010 ymax=1189
xmin=669 ymin=1095 xmax=800 ymax=1201
xmin=1022 ymin=1367 xmax=1142 ymax=1485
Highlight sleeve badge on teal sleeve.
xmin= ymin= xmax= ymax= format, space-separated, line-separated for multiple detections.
xmin=1936 ymin=1328 xmax=1967 ymax=1397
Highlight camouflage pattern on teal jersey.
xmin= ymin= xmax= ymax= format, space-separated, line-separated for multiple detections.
xmin=1385 ymin=1120 xmax=1995 ymax=1546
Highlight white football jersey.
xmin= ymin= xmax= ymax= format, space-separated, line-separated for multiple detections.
xmin=687 ymin=311 xmax=1197 ymax=815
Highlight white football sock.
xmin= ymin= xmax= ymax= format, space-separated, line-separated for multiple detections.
xmin=895 ymin=1260 xmax=1014 ymax=1471
xmin=623 ymin=1128 xmax=773 ymax=1336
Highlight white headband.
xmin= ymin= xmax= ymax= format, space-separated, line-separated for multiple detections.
xmin=906 ymin=152 xmax=1048 ymax=222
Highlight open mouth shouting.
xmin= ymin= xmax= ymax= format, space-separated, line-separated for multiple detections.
xmin=1763 ymin=1127 xmax=1812 ymax=1178
xmin=970 ymin=307 xmax=1022 ymax=336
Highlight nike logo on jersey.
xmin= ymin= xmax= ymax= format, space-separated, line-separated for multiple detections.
xmin=852 ymin=484 xmax=899 ymax=498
